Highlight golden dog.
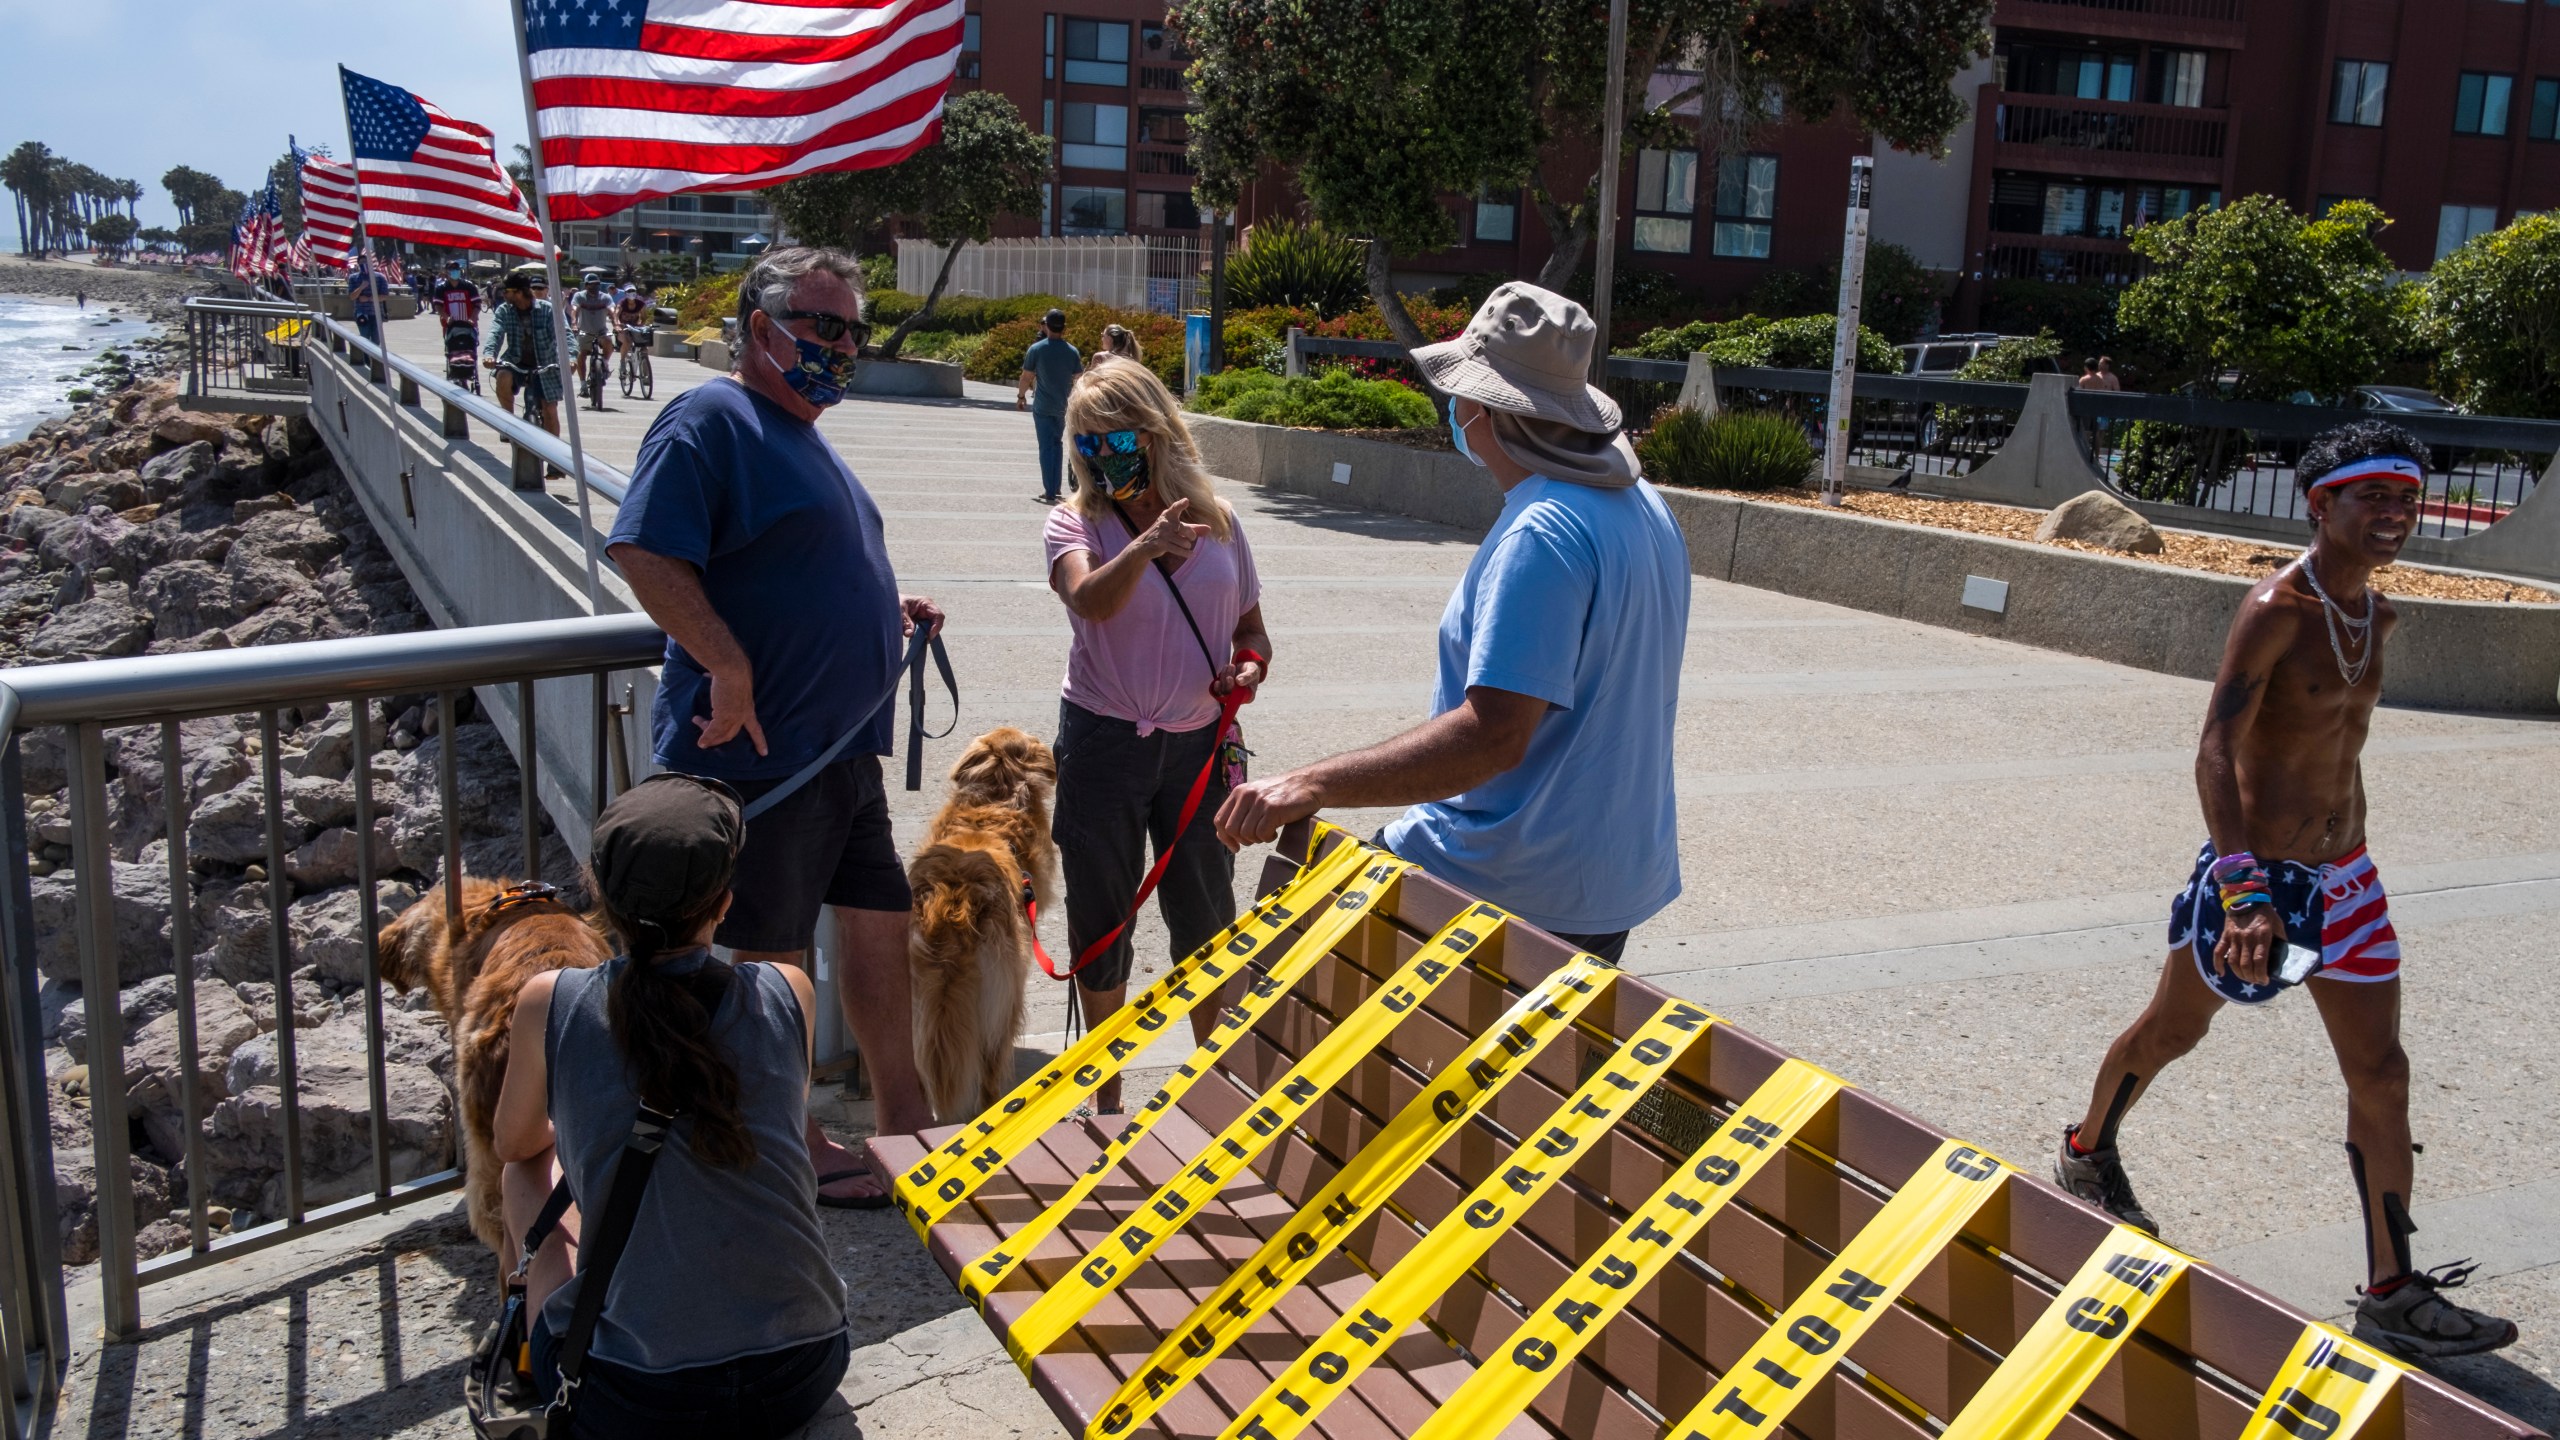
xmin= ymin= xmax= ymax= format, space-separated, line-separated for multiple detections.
xmin=377 ymin=877 xmax=611 ymax=1258
xmin=909 ymin=727 xmax=1058 ymax=1122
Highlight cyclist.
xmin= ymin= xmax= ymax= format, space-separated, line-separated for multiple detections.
xmin=572 ymin=270 xmax=617 ymax=402
xmin=614 ymin=282 xmax=652 ymax=359
xmin=486 ymin=272 xmax=563 ymax=435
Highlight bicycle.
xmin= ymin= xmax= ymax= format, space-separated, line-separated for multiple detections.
xmin=618 ymin=325 xmax=654 ymax=400
xmin=579 ymin=334 xmax=612 ymax=411
xmin=492 ymin=360 xmax=556 ymax=426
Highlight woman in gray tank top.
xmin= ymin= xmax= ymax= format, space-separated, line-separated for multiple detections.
xmin=493 ymin=773 xmax=850 ymax=1438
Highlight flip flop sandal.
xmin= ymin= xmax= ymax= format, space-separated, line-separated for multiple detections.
xmin=815 ymin=1163 xmax=895 ymax=1211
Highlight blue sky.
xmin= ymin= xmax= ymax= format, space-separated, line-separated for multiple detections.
xmin=0 ymin=0 xmax=534 ymax=230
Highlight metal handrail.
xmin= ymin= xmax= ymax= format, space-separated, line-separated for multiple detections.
xmin=309 ymin=311 xmax=633 ymax=505
xmin=0 ymin=614 xmax=664 ymax=729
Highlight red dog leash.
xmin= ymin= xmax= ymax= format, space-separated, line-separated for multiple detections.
xmin=1032 ymin=648 xmax=1262 ymax=981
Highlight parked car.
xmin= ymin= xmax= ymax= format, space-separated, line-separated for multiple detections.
xmin=2353 ymin=384 xmax=2461 ymax=415
xmin=1897 ymin=333 xmax=2068 ymax=376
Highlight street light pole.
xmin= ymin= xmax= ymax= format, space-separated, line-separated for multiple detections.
xmin=1587 ymin=0 xmax=1629 ymax=385
xmin=1821 ymin=155 xmax=1874 ymax=507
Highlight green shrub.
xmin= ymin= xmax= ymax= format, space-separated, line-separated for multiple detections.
xmin=1219 ymin=305 xmax=1324 ymax=372
xmin=1225 ymin=220 xmax=1368 ymax=317
xmin=1638 ymin=408 xmax=1816 ymax=491
xmin=1627 ymin=314 xmax=1900 ymax=372
xmin=960 ymin=304 xmax=1187 ymax=391
xmin=895 ymin=331 xmax=987 ymax=366
xmin=661 ymin=272 xmax=745 ymax=331
xmin=867 ymin=289 xmax=1063 ymax=334
xmin=858 ymin=251 xmax=897 ymax=291
xmin=2113 ymin=421 xmax=2245 ymax=506
xmin=1191 ymin=368 xmax=1437 ymax=429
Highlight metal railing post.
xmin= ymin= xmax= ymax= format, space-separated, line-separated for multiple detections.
xmin=350 ymin=703 xmax=391 ymax=1201
xmin=439 ymin=692 xmax=464 ymax=928
xmin=517 ymin=680 xmax=541 ymax=883
xmin=160 ymin=724 xmax=210 ymax=1257
xmin=0 ymin=726 xmax=66 ymax=1416
xmin=258 ymin=713 xmax=305 ymax=1226
xmin=67 ymin=724 xmax=139 ymax=1338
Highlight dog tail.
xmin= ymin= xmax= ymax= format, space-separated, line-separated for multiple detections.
xmin=909 ymin=844 xmax=1022 ymax=1122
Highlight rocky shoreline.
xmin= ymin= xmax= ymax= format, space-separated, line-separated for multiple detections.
xmin=0 ymin=255 xmax=214 ymax=324
xmin=1 ymin=325 xmax=555 ymax=1267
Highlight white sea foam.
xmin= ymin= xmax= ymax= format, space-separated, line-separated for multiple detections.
xmin=0 ymin=296 xmax=156 ymax=445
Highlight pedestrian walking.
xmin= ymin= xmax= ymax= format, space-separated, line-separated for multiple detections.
xmin=1017 ymin=308 xmax=1081 ymax=504
xmin=605 ymin=245 xmax=942 ymax=1207
xmin=1047 ymin=359 xmax=1270 ymax=1113
xmin=1089 ymin=323 xmax=1143 ymax=368
xmin=494 ymin=774 xmax=850 ymax=1438
xmin=349 ymin=257 xmax=391 ymax=350
xmin=2053 ymin=421 xmax=2517 ymax=1362
xmin=1214 ymin=282 xmax=1690 ymax=963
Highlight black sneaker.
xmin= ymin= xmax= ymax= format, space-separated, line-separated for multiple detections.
xmin=1036 ymin=492 xmax=1061 ymax=505
xmin=2052 ymin=1125 xmax=2160 ymax=1235
xmin=2354 ymin=1261 xmax=2519 ymax=1359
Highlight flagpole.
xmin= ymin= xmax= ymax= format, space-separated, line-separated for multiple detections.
xmin=336 ymin=69 xmax=397 ymax=399
xmin=503 ymin=0 xmax=606 ymax=616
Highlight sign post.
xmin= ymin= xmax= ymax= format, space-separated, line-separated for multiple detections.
xmin=1821 ymin=155 xmax=1874 ymax=507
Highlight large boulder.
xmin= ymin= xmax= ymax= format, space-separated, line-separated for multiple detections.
xmin=390 ymin=722 xmax=524 ymax=876
xmin=225 ymin=508 xmax=344 ymax=580
xmin=27 ymin=589 xmax=152 ymax=659
xmin=284 ymin=821 xmax=402 ymax=894
xmin=205 ymin=1008 xmax=454 ymax=1214
xmin=56 ymin=974 xmax=183 ymax=1067
xmin=138 ymin=439 xmax=216 ymax=502
xmin=2035 ymin=489 xmax=2164 ymax=555
xmin=29 ymin=862 xmax=172 ymax=984
xmin=137 ymin=560 xmax=245 ymax=638
xmin=119 ymin=986 xmax=264 ymax=1161
xmin=51 ymin=1090 xmax=173 ymax=1267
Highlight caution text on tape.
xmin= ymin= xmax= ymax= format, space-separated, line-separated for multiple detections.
xmin=1939 ymin=1226 xmax=2189 ymax=1440
xmin=2236 ymin=1324 xmax=2401 ymax=1440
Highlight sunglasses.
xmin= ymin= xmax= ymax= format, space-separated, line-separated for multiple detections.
xmin=1074 ymin=429 xmax=1143 ymax=459
xmin=778 ymin=308 xmax=873 ymax=348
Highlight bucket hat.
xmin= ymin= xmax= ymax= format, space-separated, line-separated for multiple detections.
xmin=1412 ymin=282 xmax=1620 ymax=434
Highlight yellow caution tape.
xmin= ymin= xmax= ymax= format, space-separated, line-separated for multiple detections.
xmin=979 ymin=889 xmax=1470 ymax=1323
xmin=1668 ymin=1138 xmax=2013 ymax=1440
xmin=895 ymin=839 xmax=1374 ymax=1236
xmin=1407 ymin=1057 xmax=1844 ymax=1440
xmin=2234 ymin=1324 xmax=2401 ymax=1440
xmin=1937 ymin=1227 xmax=2189 ymax=1440
xmin=1082 ymin=953 xmax=1619 ymax=1436
xmin=1212 ymin=997 xmax=1727 ymax=1440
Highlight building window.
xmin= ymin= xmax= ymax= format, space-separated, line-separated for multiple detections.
xmin=1634 ymin=149 xmax=1698 ymax=253
xmin=1060 ymin=186 xmax=1126 ymax=235
xmin=2000 ymin=41 xmax=2137 ymax=101
xmin=2041 ymin=182 xmax=2088 ymax=236
xmin=2330 ymin=60 xmax=2387 ymax=126
xmin=1061 ymin=103 xmax=1128 ymax=170
xmin=2146 ymin=50 xmax=2207 ymax=108
xmin=1064 ymin=20 xmax=1130 ymax=87
xmin=2455 ymin=73 xmax=2515 ymax=136
xmin=2534 ymin=79 xmax=2560 ymax=140
xmin=1043 ymin=14 xmax=1054 ymax=80
xmin=958 ymin=14 xmax=980 ymax=79
xmin=2437 ymin=205 xmax=2499 ymax=259
xmin=1473 ymin=186 xmax=1517 ymax=244
xmin=1711 ymin=153 xmax=1776 ymax=258
xmin=1134 ymin=190 xmax=1201 ymax=229
xmin=1041 ymin=182 xmax=1053 ymax=236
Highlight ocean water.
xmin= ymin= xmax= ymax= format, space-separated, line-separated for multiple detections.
xmin=0 ymin=296 xmax=157 ymax=445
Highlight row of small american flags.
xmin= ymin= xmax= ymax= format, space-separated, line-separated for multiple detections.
xmin=231 ymin=0 xmax=963 ymax=277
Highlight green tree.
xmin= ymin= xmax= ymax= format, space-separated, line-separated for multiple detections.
xmin=88 ymin=212 xmax=135 ymax=257
xmin=2423 ymin=212 xmax=2560 ymax=419
xmin=1173 ymin=0 xmax=1991 ymax=349
xmin=767 ymin=90 xmax=1047 ymax=359
xmin=162 ymin=165 xmax=227 ymax=228
xmin=2116 ymin=195 xmax=2413 ymax=403
xmin=2 ymin=142 xmax=52 ymax=254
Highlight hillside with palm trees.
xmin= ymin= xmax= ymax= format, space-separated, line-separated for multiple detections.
xmin=1 ymin=143 xmax=151 ymax=257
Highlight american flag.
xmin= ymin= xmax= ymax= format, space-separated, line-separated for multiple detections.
xmin=231 ymin=184 xmax=286 ymax=284
xmin=378 ymin=253 xmax=408 ymax=286
xmin=287 ymin=232 xmax=314 ymax=271
xmin=340 ymin=66 xmax=547 ymax=257
xmin=519 ymin=0 xmax=962 ymax=222
xmin=295 ymin=138 xmax=357 ymax=269
xmin=260 ymin=178 xmax=294 ymax=278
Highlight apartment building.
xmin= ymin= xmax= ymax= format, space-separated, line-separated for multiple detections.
xmin=557 ymin=193 xmax=780 ymax=274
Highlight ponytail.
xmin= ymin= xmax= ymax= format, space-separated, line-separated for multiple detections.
xmin=599 ymin=892 xmax=758 ymax=1170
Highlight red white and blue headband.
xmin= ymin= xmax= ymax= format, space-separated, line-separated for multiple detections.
xmin=2308 ymin=455 xmax=2424 ymax=492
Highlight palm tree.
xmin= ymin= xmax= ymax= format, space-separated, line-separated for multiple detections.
xmin=120 ymin=177 xmax=143 ymax=218
xmin=2 ymin=141 xmax=52 ymax=255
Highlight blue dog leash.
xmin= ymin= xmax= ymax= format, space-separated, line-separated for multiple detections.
xmin=739 ymin=624 xmax=956 ymax=822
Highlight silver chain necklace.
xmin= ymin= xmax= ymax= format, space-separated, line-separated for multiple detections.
xmin=2295 ymin=556 xmax=2375 ymax=686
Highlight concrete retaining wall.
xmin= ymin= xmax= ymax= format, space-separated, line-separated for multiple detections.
xmin=1191 ymin=413 xmax=2560 ymax=714
xmin=307 ymin=350 xmax=658 ymax=854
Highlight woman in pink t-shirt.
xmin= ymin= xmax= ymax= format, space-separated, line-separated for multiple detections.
xmin=1043 ymin=361 xmax=1271 ymax=1111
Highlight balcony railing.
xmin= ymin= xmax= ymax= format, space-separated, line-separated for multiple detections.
xmin=2004 ymin=0 xmax=2241 ymax=19
xmin=1984 ymin=234 xmax=2150 ymax=286
xmin=1136 ymin=148 xmax=1196 ymax=177
xmin=1138 ymin=64 xmax=1188 ymax=94
xmin=1993 ymin=93 xmax=2227 ymax=164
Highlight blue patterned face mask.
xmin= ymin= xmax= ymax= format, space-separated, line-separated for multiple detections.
xmin=1448 ymin=401 xmax=1485 ymax=467
xmin=759 ymin=320 xmax=859 ymax=407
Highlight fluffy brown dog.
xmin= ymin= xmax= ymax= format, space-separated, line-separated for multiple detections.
xmin=909 ymin=727 xmax=1058 ymax=1123
xmin=377 ymin=877 xmax=611 ymax=1258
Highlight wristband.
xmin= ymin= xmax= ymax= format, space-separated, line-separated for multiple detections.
xmin=2208 ymin=851 xmax=2262 ymax=884
xmin=2220 ymin=888 xmax=2275 ymax=913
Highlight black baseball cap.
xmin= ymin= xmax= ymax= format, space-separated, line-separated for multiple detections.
xmin=590 ymin=773 xmax=744 ymax=922
xmin=1045 ymin=308 xmax=1068 ymax=330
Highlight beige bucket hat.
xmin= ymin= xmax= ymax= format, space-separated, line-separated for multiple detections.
xmin=1412 ymin=282 xmax=1621 ymax=434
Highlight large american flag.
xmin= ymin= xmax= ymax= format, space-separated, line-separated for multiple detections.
xmin=295 ymin=138 xmax=357 ymax=269
xmin=340 ymin=66 xmax=547 ymax=257
xmin=520 ymin=0 xmax=962 ymax=222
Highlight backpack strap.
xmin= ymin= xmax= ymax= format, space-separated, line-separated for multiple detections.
xmin=545 ymin=1104 xmax=677 ymax=1418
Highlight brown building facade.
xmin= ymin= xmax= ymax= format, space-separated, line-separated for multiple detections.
xmin=954 ymin=0 xmax=2560 ymax=316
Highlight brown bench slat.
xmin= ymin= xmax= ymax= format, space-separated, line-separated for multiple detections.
xmin=1266 ymin=839 xmax=2546 ymax=1440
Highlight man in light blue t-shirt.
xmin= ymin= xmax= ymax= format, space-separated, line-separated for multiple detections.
xmin=1213 ymin=284 xmax=1688 ymax=958
xmin=1015 ymin=308 xmax=1082 ymax=505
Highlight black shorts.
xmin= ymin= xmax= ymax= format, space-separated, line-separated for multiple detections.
xmin=714 ymin=753 xmax=911 ymax=953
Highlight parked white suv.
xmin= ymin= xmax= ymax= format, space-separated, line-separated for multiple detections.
xmin=1898 ymin=333 xmax=2067 ymax=377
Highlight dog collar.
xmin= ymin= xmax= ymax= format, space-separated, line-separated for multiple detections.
xmin=2308 ymin=456 xmax=2423 ymax=492
xmin=485 ymin=880 xmax=566 ymax=916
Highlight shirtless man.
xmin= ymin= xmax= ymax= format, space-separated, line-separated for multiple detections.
xmin=2055 ymin=420 xmax=2516 ymax=1361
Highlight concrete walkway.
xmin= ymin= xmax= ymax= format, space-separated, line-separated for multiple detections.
xmin=47 ymin=314 xmax=2555 ymax=1437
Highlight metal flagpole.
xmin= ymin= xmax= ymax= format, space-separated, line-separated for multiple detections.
xmin=1819 ymin=155 xmax=1874 ymax=508
xmin=336 ymin=69 xmax=397 ymax=398
xmin=503 ymin=0 xmax=607 ymax=615
xmin=1587 ymin=0 xmax=1630 ymax=385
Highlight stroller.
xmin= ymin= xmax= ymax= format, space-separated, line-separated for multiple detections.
xmin=443 ymin=320 xmax=481 ymax=393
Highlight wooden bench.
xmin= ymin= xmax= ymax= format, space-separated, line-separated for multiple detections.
xmin=870 ymin=825 xmax=2544 ymax=1440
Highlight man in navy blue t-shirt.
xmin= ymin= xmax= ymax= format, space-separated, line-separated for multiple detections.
xmin=607 ymin=247 xmax=941 ymax=1206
